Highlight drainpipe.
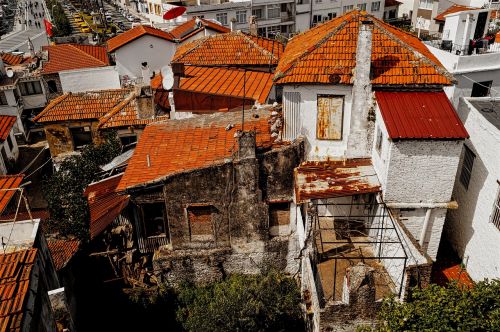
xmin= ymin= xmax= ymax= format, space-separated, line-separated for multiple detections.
xmin=419 ymin=208 xmax=432 ymax=247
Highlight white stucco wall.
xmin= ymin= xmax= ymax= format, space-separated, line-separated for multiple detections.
xmin=282 ymin=84 xmax=354 ymax=160
xmin=59 ymin=67 xmax=121 ymax=93
xmin=114 ymin=35 xmax=177 ymax=79
xmin=445 ymin=98 xmax=500 ymax=281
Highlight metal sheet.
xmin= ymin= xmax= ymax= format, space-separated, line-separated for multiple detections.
xmin=317 ymin=95 xmax=344 ymax=140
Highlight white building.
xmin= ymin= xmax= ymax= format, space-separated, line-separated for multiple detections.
xmin=276 ymin=10 xmax=468 ymax=329
xmin=425 ymin=8 xmax=500 ymax=107
xmin=444 ymin=97 xmax=500 ymax=281
xmin=0 ymin=116 xmax=20 ymax=174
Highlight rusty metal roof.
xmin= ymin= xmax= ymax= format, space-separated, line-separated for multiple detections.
xmin=376 ymin=91 xmax=469 ymax=140
xmin=295 ymin=159 xmax=381 ymax=202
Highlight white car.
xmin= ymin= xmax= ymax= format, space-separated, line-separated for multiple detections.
xmin=127 ymin=14 xmax=134 ymax=22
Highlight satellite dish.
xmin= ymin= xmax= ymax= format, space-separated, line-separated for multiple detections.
xmin=6 ymin=69 xmax=14 ymax=78
xmin=161 ymin=65 xmax=174 ymax=90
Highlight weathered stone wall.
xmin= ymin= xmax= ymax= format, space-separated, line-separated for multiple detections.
xmin=42 ymin=73 xmax=63 ymax=101
xmin=44 ymin=121 xmax=102 ymax=157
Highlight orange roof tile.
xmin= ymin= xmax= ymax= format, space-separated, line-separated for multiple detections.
xmin=84 ymin=174 xmax=129 ymax=239
xmin=1 ymin=53 xmax=24 ymax=66
xmin=0 ymin=248 xmax=37 ymax=332
xmin=47 ymin=239 xmax=79 ymax=270
xmin=117 ymin=109 xmax=275 ymax=191
xmin=434 ymin=5 xmax=479 ymax=22
xmin=0 ymin=175 xmax=24 ymax=215
xmin=154 ymin=66 xmax=273 ymax=104
xmin=169 ymin=18 xmax=230 ymax=41
xmin=107 ymin=25 xmax=175 ymax=52
xmin=97 ymin=92 xmax=169 ymax=129
xmin=173 ymin=31 xmax=284 ymax=67
xmin=42 ymin=44 xmax=110 ymax=74
xmin=0 ymin=116 xmax=17 ymax=142
xmin=275 ymin=10 xmax=452 ymax=86
xmin=34 ymin=89 xmax=132 ymax=123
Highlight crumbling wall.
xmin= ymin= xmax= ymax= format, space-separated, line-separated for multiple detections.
xmin=42 ymin=73 xmax=63 ymax=100
xmin=44 ymin=121 xmax=102 ymax=157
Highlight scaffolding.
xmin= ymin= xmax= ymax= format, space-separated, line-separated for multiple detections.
xmin=310 ymin=194 xmax=408 ymax=303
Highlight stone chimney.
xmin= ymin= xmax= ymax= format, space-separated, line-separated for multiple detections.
xmin=347 ymin=19 xmax=374 ymax=158
xmin=249 ymin=15 xmax=258 ymax=36
xmin=171 ymin=62 xmax=185 ymax=89
xmin=135 ymin=86 xmax=154 ymax=119
xmin=237 ymin=131 xmax=256 ymax=160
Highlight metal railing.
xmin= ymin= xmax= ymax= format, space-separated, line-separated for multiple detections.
xmin=425 ymin=39 xmax=500 ymax=55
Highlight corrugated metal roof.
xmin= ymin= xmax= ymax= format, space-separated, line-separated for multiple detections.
xmin=376 ymin=91 xmax=469 ymax=140
xmin=295 ymin=159 xmax=381 ymax=202
xmin=84 ymin=174 xmax=129 ymax=239
xmin=0 ymin=175 xmax=24 ymax=215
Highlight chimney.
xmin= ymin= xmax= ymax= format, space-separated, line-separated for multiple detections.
xmin=347 ymin=19 xmax=374 ymax=158
xmin=171 ymin=62 xmax=185 ymax=89
xmin=230 ymin=17 xmax=236 ymax=32
xmin=237 ymin=131 xmax=256 ymax=160
xmin=141 ymin=62 xmax=151 ymax=85
xmin=249 ymin=15 xmax=258 ymax=36
xmin=135 ymin=86 xmax=154 ymax=119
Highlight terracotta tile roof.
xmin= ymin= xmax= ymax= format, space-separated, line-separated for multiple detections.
xmin=1 ymin=53 xmax=24 ymax=66
xmin=173 ymin=31 xmax=284 ymax=67
xmin=169 ymin=18 xmax=230 ymax=41
xmin=295 ymin=159 xmax=381 ymax=202
xmin=0 ymin=175 xmax=24 ymax=216
xmin=376 ymin=91 xmax=468 ymax=139
xmin=97 ymin=92 xmax=169 ymax=129
xmin=107 ymin=25 xmax=175 ymax=52
xmin=154 ymin=66 xmax=274 ymax=105
xmin=42 ymin=44 xmax=110 ymax=74
xmin=84 ymin=174 xmax=129 ymax=239
xmin=47 ymin=239 xmax=79 ymax=270
xmin=0 ymin=116 xmax=17 ymax=142
xmin=117 ymin=109 xmax=275 ymax=191
xmin=0 ymin=248 xmax=37 ymax=332
xmin=434 ymin=5 xmax=479 ymax=22
xmin=33 ymin=89 xmax=132 ymax=123
xmin=275 ymin=10 xmax=452 ymax=86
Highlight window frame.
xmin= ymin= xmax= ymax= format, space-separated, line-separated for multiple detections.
xmin=69 ymin=126 xmax=93 ymax=150
xmin=358 ymin=3 xmax=367 ymax=11
xmin=459 ymin=145 xmax=475 ymax=190
xmin=141 ymin=202 xmax=167 ymax=237
xmin=471 ymin=80 xmax=492 ymax=98
xmin=267 ymin=4 xmax=280 ymax=19
xmin=371 ymin=1 xmax=381 ymax=11
xmin=236 ymin=10 xmax=246 ymax=24
xmin=418 ymin=0 xmax=432 ymax=10
xmin=491 ymin=183 xmax=500 ymax=230
xmin=0 ymin=91 xmax=7 ymax=106
xmin=186 ymin=204 xmax=215 ymax=242
xmin=216 ymin=12 xmax=228 ymax=26
xmin=343 ymin=5 xmax=354 ymax=13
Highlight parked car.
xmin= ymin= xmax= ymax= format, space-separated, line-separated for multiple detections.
xmin=126 ymin=15 xmax=134 ymax=22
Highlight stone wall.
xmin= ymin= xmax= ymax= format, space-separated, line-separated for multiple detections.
xmin=42 ymin=73 xmax=63 ymax=101
xmin=44 ymin=121 xmax=103 ymax=157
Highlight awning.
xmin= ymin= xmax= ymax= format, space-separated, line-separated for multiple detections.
xmin=294 ymin=159 xmax=381 ymax=203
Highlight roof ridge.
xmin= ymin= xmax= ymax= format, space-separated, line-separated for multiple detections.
xmin=97 ymin=90 xmax=137 ymax=128
xmin=241 ymin=32 xmax=277 ymax=62
xmin=68 ymin=44 xmax=108 ymax=66
xmin=275 ymin=13 xmax=356 ymax=80
xmin=371 ymin=19 xmax=455 ymax=84
xmin=173 ymin=37 xmax=206 ymax=61
xmin=33 ymin=94 xmax=69 ymax=122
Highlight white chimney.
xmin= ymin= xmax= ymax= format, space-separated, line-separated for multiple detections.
xmin=347 ymin=19 xmax=374 ymax=158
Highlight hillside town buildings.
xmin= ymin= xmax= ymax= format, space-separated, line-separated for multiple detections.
xmin=1 ymin=1 xmax=500 ymax=330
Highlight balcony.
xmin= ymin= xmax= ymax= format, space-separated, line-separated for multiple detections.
xmin=425 ymin=39 xmax=500 ymax=56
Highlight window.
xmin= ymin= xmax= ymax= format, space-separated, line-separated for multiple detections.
xmin=216 ymin=12 xmax=228 ymax=26
xmin=317 ymin=95 xmax=344 ymax=140
xmin=358 ymin=3 xmax=367 ymax=11
xmin=0 ymin=92 xmax=7 ymax=105
xmin=252 ymin=8 xmax=264 ymax=19
xmin=70 ymin=126 xmax=92 ymax=150
xmin=491 ymin=184 xmax=500 ymax=230
xmin=471 ymin=81 xmax=492 ymax=97
xmin=267 ymin=25 xmax=280 ymax=37
xmin=419 ymin=0 xmax=432 ymax=10
xmin=283 ymin=92 xmax=301 ymax=140
xmin=6 ymin=134 xmax=13 ymax=152
xmin=148 ymin=3 xmax=153 ymax=14
xmin=343 ymin=5 xmax=354 ymax=13
xmin=187 ymin=205 xmax=215 ymax=241
xmin=236 ymin=10 xmax=246 ymax=24
xmin=371 ymin=1 xmax=381 ymax=11
xmin=267 ymin=4 xmax=280 ymax=19
xmin=315 ymin=0 xmax=322 ymax=3
xmin=120 ymin=135 xmax=137 ymax=151
xmin=269 ymin=202 xmax=290 ymax=228
xmin=327 ymin=12 xmax=337 ymax=20
xmin=459 ymin=145 xmax=475 ymax=190
xmin=19 ymin=81 xmax=43 ymax=96
xmin=47 ymin=80 xmax=58 ymax=93
xmin=142 ymin=203 xmax=167 ymax=237
xmin=312 ymin=14 xmax=322 ymax=24
xmin=297 ymin=0 xmax=310 ymax=4
xmin=375 ymin=127 xmax=383 ymax=154
xmin=154 ymin=4 xmax=161 ymax=15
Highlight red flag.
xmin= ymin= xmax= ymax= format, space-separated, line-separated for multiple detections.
xmin=43 ymin=19 xmax=53 ymax=37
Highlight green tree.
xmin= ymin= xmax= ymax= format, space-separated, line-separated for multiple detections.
xmin=375 ymin=280 xmax=500 ymax=331
xmin=176 ymin=271 xmax=304 ymax=332
xmin=46 ymin=0 xmax=72 ymax=36
xmin=44 ymin=132 xmax=121 ymax=241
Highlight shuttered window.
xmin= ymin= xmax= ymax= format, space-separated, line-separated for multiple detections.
xmin=459 ymin=145 xmax=475 ymax=190
xmin=283 ymin=92 xmax=301 ymax=140
xmin=317 ymin=95 xmax=344 ymax=140
xmin=491 ymin=184 xmax=500 ymax=231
